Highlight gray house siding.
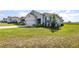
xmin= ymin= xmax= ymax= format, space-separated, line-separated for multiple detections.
xmin=25 ymin=11 xmax=63 ymax=27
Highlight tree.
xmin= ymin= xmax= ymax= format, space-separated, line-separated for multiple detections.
xmin=68 ymin=21 xmax=71 ymax=23
xmin=61 ymin=23 xmax=64 ymax=26
xmin=19 ymin=17 xmax=25 ymax=25
xmin=51 ymin=14 xmax=60 ymax=30
xmin=51 ymin=14 xmax=56 ymax=29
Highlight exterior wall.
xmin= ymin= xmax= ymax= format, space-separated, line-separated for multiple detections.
xmin=30 ymin=11 xmax=43 ymax=24
xmin=25 ymin=14 xmax=37 ymax=26
xmin=7 ymin=17 xmax=11 ymax=23
xmin=43 ymin=14 xmax=63 ymax=27
xmin=43 ymin=16 xmax=52 ymax=27
xmin=16 ymin=19 xmax=21 ymax=23
xmin=36 ymin=15 xmax=43 ymax=24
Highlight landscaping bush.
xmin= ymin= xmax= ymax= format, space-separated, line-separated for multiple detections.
xmin=61 ymin=23 xmax=64 ymax=26
xmin=35 ymin=24 xmax=43 ymax=27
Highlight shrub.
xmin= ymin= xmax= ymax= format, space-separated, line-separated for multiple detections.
xmin=50 ymin=14 xmax=64 ymax=31
xmin=35 ymin=24 xmax=43 ymax=27
xmin=61 ymin=23 xmax=64 ymax=26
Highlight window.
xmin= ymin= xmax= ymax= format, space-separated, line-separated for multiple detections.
xmin=37 ymin=18 xmax=41 ymax=24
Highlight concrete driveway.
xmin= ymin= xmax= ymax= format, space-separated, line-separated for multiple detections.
xmin=0 ymin=26 xmax=25 ymax=29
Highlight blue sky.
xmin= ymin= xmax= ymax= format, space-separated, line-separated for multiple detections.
xmin=0 ymin=10 xmax=79 ymax=22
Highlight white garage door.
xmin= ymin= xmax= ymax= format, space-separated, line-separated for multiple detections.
xmin=26 ymin=20 xmax=36 ymax=26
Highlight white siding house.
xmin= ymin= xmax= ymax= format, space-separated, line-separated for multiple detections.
xmin=24 ymin=10 xmax=64 ymax=27
xmin=6 ymin=16 xmax=21 ymax=23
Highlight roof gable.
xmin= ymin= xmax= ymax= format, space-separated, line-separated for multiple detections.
xmin=25 ymin=13 xmax=36 ymax=19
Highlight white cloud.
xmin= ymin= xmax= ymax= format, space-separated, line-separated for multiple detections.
xmin=0 ymin=0 xmax=79 ymax=10
xmin=64 ymin=10 xmax=71 ymax=14
xmin=56 ymin=10 xmax=79 ymax=22
xmin=41 ymin=10 xmax=79 ymax=22
xmin=48 ymin=10 xmax=57 ymax=13
xmin=48 ymin=10 xmax=72 ymax=22
xmin=0 ymin=13 xmax=5 ymax=17
xmin=0 ymin=14 xmax=4 ymax=20
xmin=18 ymin=12 xmax=30 ymax=17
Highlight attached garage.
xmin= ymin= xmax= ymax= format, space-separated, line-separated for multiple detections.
xmin=25 ymin=14 xmax=37 ymax=26
xmin=26 ymin=20 xmax=36 ymax=26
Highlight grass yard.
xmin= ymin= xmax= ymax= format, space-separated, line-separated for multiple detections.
xmin=0 ymin=23 xmax=16 ymax=26
xmin=0 ymin=24 xmax=79 ymax=48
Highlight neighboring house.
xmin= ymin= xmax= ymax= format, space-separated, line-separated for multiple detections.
xmin=6 ymin=16 xmax=21 ymax=23
xmin=24 ymin=10 xmax=64 ymax=27
xmin=2 ymin=18 xmax=7 ymax=23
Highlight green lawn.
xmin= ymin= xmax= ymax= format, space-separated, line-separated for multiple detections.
xmin=0 ymin=23 xmax=16 ymax=26
xmin=0 ymin=24 xmax=79 ymax=48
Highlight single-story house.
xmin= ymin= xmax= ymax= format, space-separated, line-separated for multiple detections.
xmin=6 ymin=16 xmax=21 ymax=23
xmin=24 ymin=10 xmax=64 ymax=27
